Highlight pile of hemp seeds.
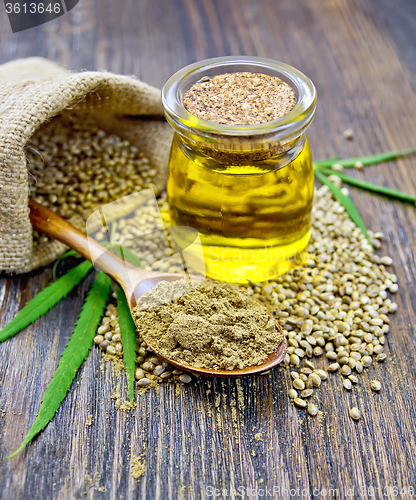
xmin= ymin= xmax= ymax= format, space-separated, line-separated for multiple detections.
xmin=26 ymin=114 xmax=160 ymax=247
xmin=94 ymin=175 xmax=398 ymax=420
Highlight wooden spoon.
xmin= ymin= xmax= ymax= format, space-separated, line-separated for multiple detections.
xmin=29 ymin=199 xmax=287 ymax=377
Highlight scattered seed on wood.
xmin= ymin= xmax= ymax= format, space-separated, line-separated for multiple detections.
xmin=294 ymin=398 xmax=307 ymax=408
xmin=343 ymin=128 xmax=354 ymax=140
xmin=301 ymin=389 xmax=314 ymax=398
xmin=343 ymin=379 xmax=352 ymax=391
xmin=309 ymin=373 xmax=322 ymax=387
xmin=327 ymin=363 xmax=340 ymax=373
xmin=288 ymin=389 xmax=298 ymax=399
xmin=349 ymin=407 xmax=361 ymax=420
xmin=315 ymin=369 xmax=328 ymax=380
xmin=293 ymin=378 xmax=306 ymax=391
xmin=362 ymin=356 xmax=372 ymax=368
xmin=94 ymin=335 xmax=104 ymax=345
xmin=137 ymin=378 xmax=150 ymax=387
xmin=341 ymin=365 xmax=352 ymax=377
xmin=307 ymin=404 xmax=318 ymax=416
xmin=370 ymin=380 xmax=381 ymax=391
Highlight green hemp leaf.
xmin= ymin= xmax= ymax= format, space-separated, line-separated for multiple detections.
xmin=313 ymin=148 xmax=416 ymax=245
xmin=0 ymin=260 xmax=93 ymax=343
xmin=117 ymin=286 xmax=138 ymax=405
xmin=9 ymin=272 xmax=112 ymax=457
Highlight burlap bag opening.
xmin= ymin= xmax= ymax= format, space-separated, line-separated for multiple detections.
xmin=0 ymin=57 xmax=173 ymax=274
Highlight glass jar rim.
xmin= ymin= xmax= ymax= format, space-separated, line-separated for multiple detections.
xmin=162 ymin=55 xmax=317 ymax=139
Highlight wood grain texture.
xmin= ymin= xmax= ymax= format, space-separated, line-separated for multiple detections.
xmin=1 ymin=0 xmax=416 ymax=498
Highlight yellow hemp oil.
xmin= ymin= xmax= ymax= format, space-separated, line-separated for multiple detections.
xmin=167 ymin=134 xmax=314 ymax=283
xmin=162 ymin=57 xmax=317 ymax=283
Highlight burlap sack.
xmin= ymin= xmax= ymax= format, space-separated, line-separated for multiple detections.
xmin=0 ymin=57 xmax=173 ymax=274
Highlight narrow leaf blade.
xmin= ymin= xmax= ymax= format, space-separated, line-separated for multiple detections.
xmin=314 ymin=170 xmax=373 ymax=247
xmin=313 ymin=155 xmax=340 ymax=166
xmin=0 ymin=260 xmax=93 ymax=343
xmin=9 ymin=272 xmax=112 ymax=457
xmin=117 ymin=286 xmax=137 ymax=405
xmin=314 ymin=148 xmax=416 ymax=168
xmin=316 ymin=168 xmax=416 ymax=203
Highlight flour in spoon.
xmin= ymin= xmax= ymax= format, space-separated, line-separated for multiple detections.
xmin=132 ymin=278 xmax=283 ymax=370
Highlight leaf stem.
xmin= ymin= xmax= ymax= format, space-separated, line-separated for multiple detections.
xmin=117 ymin=287 xmax=137 ymax=405
xmin=316 ymin=167 xmax=416 ymax=204
xmin=314 ymin=148 xmax=416 ymax=168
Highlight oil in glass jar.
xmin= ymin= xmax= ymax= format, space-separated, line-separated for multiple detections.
xmin=162 ymin=57 xmax=317 ymax=283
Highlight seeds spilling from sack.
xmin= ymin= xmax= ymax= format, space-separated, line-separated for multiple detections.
xmin=99 ymin=194 xmax=180 ymax=270
xmin=26 ymin=114 xmax=157 ymax=245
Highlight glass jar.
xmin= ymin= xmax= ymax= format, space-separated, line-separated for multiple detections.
xmin=162 ymin=56 xmax=317 ymax=283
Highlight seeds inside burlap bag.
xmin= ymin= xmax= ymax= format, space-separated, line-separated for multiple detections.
xmin=0 ymin=57 xmax=173 ymax=273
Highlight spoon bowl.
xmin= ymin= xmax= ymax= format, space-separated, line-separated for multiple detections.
xmin=29 ymin=199 xmax=287 ymax=377
xmin=141 ymin=314 xmax=287 ymax=378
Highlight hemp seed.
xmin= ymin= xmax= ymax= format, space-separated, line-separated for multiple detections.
xmin=294 ymin=398 xmax=307 ymax=408
xmin=288 ymin=389 xmax=298 ymax=399
xmin=343 ymin=379 xmax=352 ymax=391
xmin=370 ymin=380 xmax=381 ymax=391
xmin=293 ymin=378 xmax=305 ymax=391
xmin=314 ymin=369 xmax=328 ymax=380
xmin=179 ymin=374 xmax=192 ymax=384
xmin=327 ymin=363 xmax=340 ymax=373
xmin=309 ymin=373 xmax=322 ymax=387
xmin=137 ymin=378 xmax=150 ymax=387
xmin=349 ymin=407 xmax=361 ymax=420
xmin=307 ymin=404 xmax=318 ymax=416
xmin=301 ymin=389 xmax=314 ymax=398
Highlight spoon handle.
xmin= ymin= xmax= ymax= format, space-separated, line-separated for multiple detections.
xmin=28 ymin=198 xmax=148 ymax=291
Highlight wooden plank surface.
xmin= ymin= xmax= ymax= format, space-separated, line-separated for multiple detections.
xmin=1 ymin=0 xmax=416 ymax=498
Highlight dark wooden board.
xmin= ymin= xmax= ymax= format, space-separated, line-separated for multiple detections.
xmin=1 ymin=0 xmax=416 ymax=498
